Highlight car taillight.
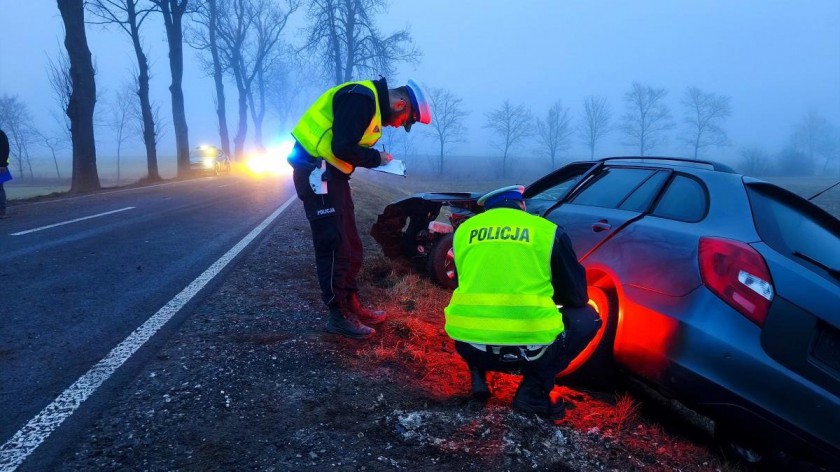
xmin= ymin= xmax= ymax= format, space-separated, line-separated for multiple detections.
xmin=699 ymin=237 xmax=774 ymax=326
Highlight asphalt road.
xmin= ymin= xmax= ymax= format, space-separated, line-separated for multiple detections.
xmin=0 ymin=173 xmax=295 ymax=469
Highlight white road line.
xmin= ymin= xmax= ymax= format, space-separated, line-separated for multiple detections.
xmin=10 ymin=207 xmax=136 ymax=236
xmin=0 ymin=195 xmax=298 ymax=472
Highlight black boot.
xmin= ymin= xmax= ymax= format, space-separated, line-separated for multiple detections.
xmin=347 ymin=292 xmax=386 ymax=325
xmin=512 ymin=376 xmax=565 ymax=419
xmin=325 ymin=303 xmax=375 ymax=339
xmin=469 ymin=366 xmax=491 ymax=400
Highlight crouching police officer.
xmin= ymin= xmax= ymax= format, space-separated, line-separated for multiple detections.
xmin=444 ymin=185 xmax=602 ymax=418
xmin=288 ymin=77 xmax=431 ymax=340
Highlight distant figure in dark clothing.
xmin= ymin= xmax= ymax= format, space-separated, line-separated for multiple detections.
xmin=0 ymin=129 xmax=10 ymax=219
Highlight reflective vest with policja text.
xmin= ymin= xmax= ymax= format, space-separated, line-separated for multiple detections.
xmin=291 ymin=81 xmax=382 ymax=175
xmin=444 ymin=208 xmax=565 ymax=345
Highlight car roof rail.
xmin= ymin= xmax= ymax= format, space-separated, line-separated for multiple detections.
xmin=599 ymin=156 xmax=737 ymax=173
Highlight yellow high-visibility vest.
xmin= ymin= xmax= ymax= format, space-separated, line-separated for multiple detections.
xmin=291 ymin=81 xmax=382 ymax=174
xmin=444 ymin=208 xmax=564 ymax=345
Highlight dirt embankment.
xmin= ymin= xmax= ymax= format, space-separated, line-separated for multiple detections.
xmin=48 ymin=189 xmax=754 ymax=472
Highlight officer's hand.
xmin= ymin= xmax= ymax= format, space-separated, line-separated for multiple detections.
xmin=379 ymin=151 xmax=393 ymax=165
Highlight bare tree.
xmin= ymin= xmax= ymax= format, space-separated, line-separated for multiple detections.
xmin=109 ymin=83 xmax=136 ymax=183
xmin=43 ymin=47 xmax=73 ymax=177
xmin=427 ymin=87 xmax=467 ymax=175
xmin=215 ymin=0 xmax=298 ymax=158
xmin=739 ymin=146 xmax=771 ymax=176
xmin=87 ymin=0 xmax=160 ymax=181
xmin=0 ymin=94 xmax=38 ymax=180
xmin=621 ymin=82 xmax=674 ymax=157
xmin=149 ymin=0 xmax=192 ymax=176
xmin=485 ymin=100 xmax=533 ymax=177
xmin=577 ymin=95 xmax=611 ymax=160
xmin=302 ymin=0 xmax=419 ymax=85
xmin=681 ymin=86 xmax=731 ymax=159
xmin=246 ymin=6 xmax=301 ymax=151
xmin=57 ymin=0 xmax=101 ymax=192
xmin=264 ymin=51 xmax=313 ymax=132
xmin=189 ymin=0 xmax=231 ymax=156
xmin=37 ymin=131 xmax=67 ymax=179
xmin=792 ymin=112 xmax=839 ymax=173
xmin=535 ymin=99 xmax=572 ymax=170
xmin=777 ymin=145 xmax=814 ymax=176
xmin=46 ymin=47 xmax=73 ymax=137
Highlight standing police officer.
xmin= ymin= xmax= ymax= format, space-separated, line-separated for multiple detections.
xmin=444 ymin=185 xmax=602 ymax=418
xmin=288 ymin=77 xmax=431 ymax=339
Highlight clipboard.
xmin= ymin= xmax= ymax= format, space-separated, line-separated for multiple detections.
xmin=369 ymin=159 xmax=406 ymax=177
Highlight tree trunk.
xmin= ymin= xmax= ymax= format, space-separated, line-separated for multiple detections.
xmin=232 ymin=64 xmax=248 ymax=159
xmin=248 ymin=68 xmax=266 ymax=150
xmin=208 ymin=0 xmax=231 ymax=157
xmin=327 ymin=1 xmax=342 ymax=85
xmin=438 ymin=141 xmax=444 ymax=176
xmin=342 ymin=0 xmax=356 ymax=83
xmin=50 ymin=147 xmax=62 ymax=178
xmin=57 ymin=0 xmax=100 ymax=193
xmin=160 ymin=0 xmax=191 ymax=178
xmin=128 ymin=2 xmax=159 ymax=180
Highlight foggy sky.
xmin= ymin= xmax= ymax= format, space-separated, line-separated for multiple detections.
xmin=1 ymin=0 xmax=839 ymax=174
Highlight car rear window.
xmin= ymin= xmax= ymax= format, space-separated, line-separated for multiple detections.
xmin=652 ymin=175 xmax=708 ymax=222
xmin=747 ymin=183 xmax=840 ymax=273
xmin=570 ymin=168 xmax=656 ymax=208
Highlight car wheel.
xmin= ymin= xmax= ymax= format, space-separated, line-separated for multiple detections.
xmin=427 ymin=233 xmax=457 ymax=289
xmin=557 ymin=286 xmax=618 ymax=387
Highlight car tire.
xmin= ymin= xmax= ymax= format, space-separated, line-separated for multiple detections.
xmin=557 ymin=286 xmax=618 ymax=388
xmin=427 ymin=233 xmax=458 ymax=289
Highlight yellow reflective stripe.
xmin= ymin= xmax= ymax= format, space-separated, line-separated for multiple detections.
xmin=445 ymin=314 xmax=560 ymax=333
xmin=310 ymin=110 xmax=332 ymax=128
xmin=446 ymin=329 xmax=560 ymax=346
xmin=449 ymin=292 xmax=557 ymax=309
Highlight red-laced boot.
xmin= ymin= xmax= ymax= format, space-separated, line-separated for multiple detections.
xmin=348 ymin=292 xmax=387 ymax=325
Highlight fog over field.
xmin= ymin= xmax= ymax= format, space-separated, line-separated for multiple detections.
xmin=1 ymin=1 xmax=839 ymax=184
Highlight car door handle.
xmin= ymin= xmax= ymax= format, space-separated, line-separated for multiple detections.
xmin=592 ymin=220 xmax=611 ymax=232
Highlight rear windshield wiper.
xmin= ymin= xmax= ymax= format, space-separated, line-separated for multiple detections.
xmin=793 ymin=251 xmax=840 ymax=281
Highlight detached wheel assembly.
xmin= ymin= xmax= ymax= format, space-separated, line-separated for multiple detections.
xmin=427 ymin=233 xmax=458 ymax=289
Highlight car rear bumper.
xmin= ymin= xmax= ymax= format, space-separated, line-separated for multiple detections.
xmin=619 ymin=286 xmax=840 ymax=464
xmin=665 ymin=361 xmax=840 ymax=465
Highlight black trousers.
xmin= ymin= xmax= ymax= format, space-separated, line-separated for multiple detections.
xmin=292 ymin=168 xmax=363 ymax=307
xmin=454 ymin=305 xmax=602 ymax=392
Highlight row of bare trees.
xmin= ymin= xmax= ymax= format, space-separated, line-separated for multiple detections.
xmin=477 ymin=83 xmax=734 ymax=176
xmin=44 ymin=0 xmax=418 ymax=193
xmin=420 ymin=81 xmax=837 ymax=178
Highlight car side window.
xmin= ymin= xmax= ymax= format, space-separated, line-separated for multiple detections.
xmin=570 ymin=168 xmax=656 ymax=209
xmin=652 ymin=175 xmax=708 ymax=222
xmin=529 ymin=174 xmax=584 ymax=201
xmin=618 ymin=171 xmax=670 ymax=211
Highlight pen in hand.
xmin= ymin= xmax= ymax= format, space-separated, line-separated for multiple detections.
xmin=379 ymin=145 xmax=393 ymax=165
